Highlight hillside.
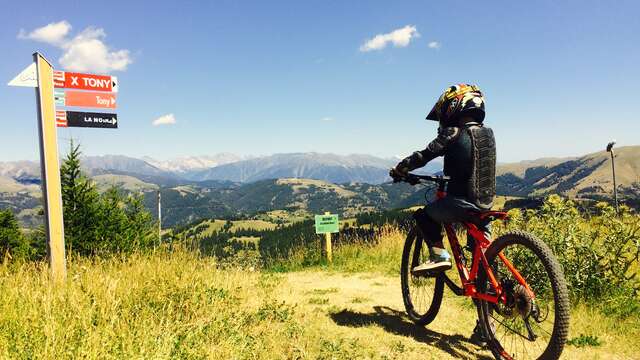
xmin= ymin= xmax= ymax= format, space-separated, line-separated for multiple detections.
xmin=1 ymin=147 xmax=638 ymax=226
xmin=496 ymin=146 xmax=640 ymax=205
xmin=152 ymin=178 xmax=430 ymax=226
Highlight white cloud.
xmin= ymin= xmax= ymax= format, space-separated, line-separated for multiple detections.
xmin=152 ymin=114 xmax=176 ymax=126
xmin=428 ymin=41 xmax=441 ymax=49
xmin=18 ymin=21 xmax=132 ymax=73
xmin=321 ymin=117 xmax=334 ymax=122
xmin=360 ymin=25 xmax=419 ymax=52
xmin=18 ymin=21 xmax=71 ymax=46
xmin=59 ymin=27 xmax=132 ymax=72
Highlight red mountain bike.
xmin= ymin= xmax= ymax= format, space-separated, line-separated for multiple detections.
xmin=397 ymin=174 xmax=569 ymax=360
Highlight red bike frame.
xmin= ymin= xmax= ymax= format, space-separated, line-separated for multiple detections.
xmin=435 ymin=188 xmax=535 ymax=304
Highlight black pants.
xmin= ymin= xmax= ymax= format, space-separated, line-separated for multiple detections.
xmin=413 ymin=196 xmax=491 ymax=248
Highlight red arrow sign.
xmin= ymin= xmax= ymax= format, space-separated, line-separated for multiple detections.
xmin=53 ymin=71 xmax=118 ymax=93
xmin=62 ymin=90 xmax=117 ymax=109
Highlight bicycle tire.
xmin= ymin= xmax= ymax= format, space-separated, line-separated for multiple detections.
xmin=400 ymin=226 xmax=444 ymax=326
xmin=476 ymin=231 xmax=570 ymax=360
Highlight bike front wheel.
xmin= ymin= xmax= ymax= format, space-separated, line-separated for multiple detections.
xmin=400 ymin=226 xmax=444 ymax=326
xmin=476 ymin=231 xmax=570 ymax=360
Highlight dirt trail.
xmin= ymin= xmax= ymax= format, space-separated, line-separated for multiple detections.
xmin=272 ymin=271 xmax=633 ymax=360
xmin=275 ymin=271 xmax=490 ymax=359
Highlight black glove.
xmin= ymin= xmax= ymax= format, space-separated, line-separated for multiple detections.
xmin=389 ymin=164 xmax=409 ymax=181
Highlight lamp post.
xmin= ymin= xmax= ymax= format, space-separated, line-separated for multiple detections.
xmin=606 ymin=141 xmax=618 ymax=214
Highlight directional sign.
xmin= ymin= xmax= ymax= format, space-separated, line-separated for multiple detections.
xmin=66 ymin=111 xmax=118 ymax=129
xmin=53 ymin=71 xmax=118 ymax=93
xmin=315 ymin=214 xmax=339 ymax=234
xmin=54 ymin=90 xmax=117 ymax=109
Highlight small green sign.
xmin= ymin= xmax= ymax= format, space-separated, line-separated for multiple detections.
xmin=315 ymin=214 xmax=339 ymax=234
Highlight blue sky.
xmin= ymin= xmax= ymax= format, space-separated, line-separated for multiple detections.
xmin=1 ymin=0 xmax=639 ymax=162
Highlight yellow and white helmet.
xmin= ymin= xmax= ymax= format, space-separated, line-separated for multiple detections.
xmin=426 ymin=84 xmax=485 ymax=125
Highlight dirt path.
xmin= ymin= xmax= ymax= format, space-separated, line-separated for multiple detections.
xmin=275 ymin=271 xmax=491 ymax=359
xmin=272 ymin=271 xmax=635 ymax=360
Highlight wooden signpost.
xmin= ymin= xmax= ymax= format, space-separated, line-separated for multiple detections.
xmin=8 ymin=53 xmax=121 ymax=280
xmin=315 ymin=212 xmax=339 ymax=263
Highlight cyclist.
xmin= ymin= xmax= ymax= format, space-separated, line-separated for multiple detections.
xmin=390 ymin=84 xmax=496 ymax=274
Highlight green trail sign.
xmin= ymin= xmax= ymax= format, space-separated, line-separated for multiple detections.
xmin=315 ymin=214 xmax=339 ymax=234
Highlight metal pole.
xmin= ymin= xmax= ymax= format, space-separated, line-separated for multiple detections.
xmin=610 ymin=150 xmax=619 ymax=214
xmin=157 ymin=190 xmax=162 ymax=247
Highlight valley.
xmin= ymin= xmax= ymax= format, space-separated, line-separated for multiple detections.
xmin=0 ymin=147 xmax=638 ymax=228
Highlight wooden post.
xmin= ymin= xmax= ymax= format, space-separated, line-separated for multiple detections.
xmin=34 ymin=53 xmax=66 ymax=281
xmin=324 ymin=211 xmax=332 ymax=263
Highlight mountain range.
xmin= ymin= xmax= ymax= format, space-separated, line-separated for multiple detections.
xmin=0 ymin=152 xmax=443 ymax=186
xmin=0 ymin=147 xmax=637 ymax=226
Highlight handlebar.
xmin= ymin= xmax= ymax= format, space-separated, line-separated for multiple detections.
xmin=393 ymin=173 xmax=451 ymax=186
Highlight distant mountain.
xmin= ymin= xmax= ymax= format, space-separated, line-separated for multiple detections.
xmin=82 ymin=155 xmax=172 ymax=177
xmin=2 ymin=147 xmax=638 ymax=227
xmin=187 ymin=153 xmax=442 ymax=184
xmin=0 ymin=152 xmax=440 ymax=187
xmin=142 ymin=153 xmax=246 ymax=175
xmin=0 ymin=161 xmax=40 ymax=185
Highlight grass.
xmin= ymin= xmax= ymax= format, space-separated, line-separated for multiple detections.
xmin=0 ymin=251 xmax=327 ymax=359
xmin=0 ymin=246 xmax=638 ymax=359
xmin=308 ymin=297 xmax=330 ymax=305
xmin=567 ymin=334 xmax=603 ymax=348
xmin=178 ymin=219 xmax=278 ymax=238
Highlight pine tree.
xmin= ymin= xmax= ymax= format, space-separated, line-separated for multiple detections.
xmin=60 ymin=140 xmax=101 ymax=256
xmin=60 ymin=140 xmax=156 ymax=256
xmin=0 ymin=210 xmax=35 ymax=261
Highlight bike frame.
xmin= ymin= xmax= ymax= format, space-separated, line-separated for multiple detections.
xmin=433 ymin=184 xmax=535 ymax=305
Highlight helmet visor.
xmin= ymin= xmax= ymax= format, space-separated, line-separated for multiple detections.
xmin=426 ymin=104 xmax=439 ymax=121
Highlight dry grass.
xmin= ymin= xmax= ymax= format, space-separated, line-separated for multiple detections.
xmin=0 ymin=240 xmax=638 ymax=359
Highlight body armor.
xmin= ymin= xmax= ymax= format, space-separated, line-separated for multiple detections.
xmin=397 ymin=123 xmax=496 ymax=210
xmin=444 ymin=125 xmax=496 ymax=209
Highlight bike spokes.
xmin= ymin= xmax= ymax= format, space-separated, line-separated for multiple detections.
xmin=486 ymin=243 xmax=557 ymax=359
xmin=401 ymin=228 xmax=444 ymax=325
xmin=408 ymin=237 xmax=436 ymax=313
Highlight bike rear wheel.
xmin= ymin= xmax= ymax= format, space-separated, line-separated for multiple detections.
xmin=476 ymin=231 xmax=570 ymax=360
xmin=400 ymin=226 xmax=444 ymax=325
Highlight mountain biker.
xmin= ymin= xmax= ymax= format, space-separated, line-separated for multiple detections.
xmin=389 ymin=84 xmax=496 ymax=274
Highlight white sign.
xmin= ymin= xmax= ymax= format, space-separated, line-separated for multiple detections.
xmin=8 ymin=63 xmax=37 ymax=87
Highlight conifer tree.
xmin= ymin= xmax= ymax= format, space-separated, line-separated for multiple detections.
xmin=60 ymin=140 xmax=100 ymax=256
xmin=0 ymin=210 xmax=35 ymax=261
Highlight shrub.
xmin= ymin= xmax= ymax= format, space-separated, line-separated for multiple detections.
xmin=494 ymin=195 xmax=640 ymax=316
xmin=0 ymin=210 xmax=43 ymax=262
